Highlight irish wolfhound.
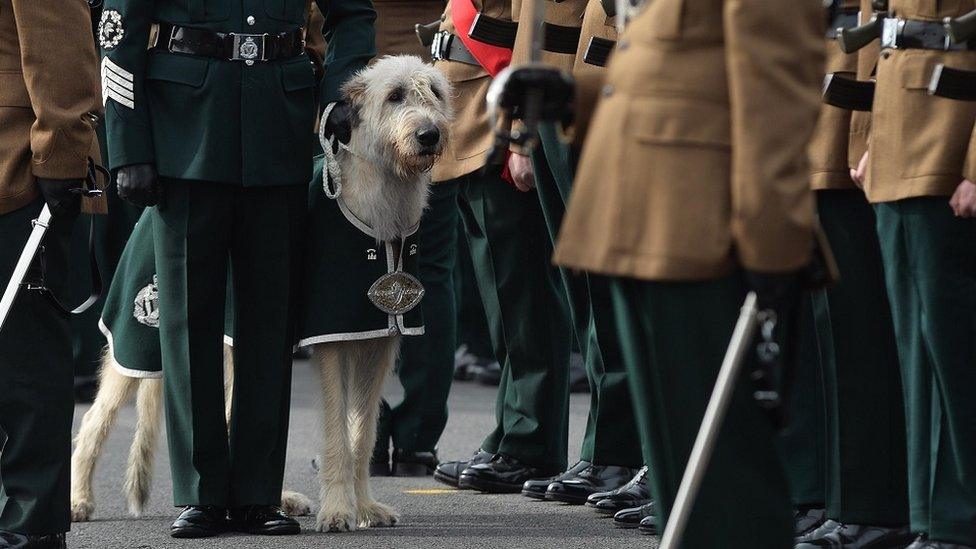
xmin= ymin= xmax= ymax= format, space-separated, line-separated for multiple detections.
xmin=68 ymin=55 xmax=453 ymax=533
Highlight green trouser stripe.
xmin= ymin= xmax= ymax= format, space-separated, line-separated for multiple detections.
xmin=533 ymin=123 xmax=641 ymax=467
xmin=875 ymin=197 xmax=976 ymax=545
xmin=610 ymin=275 xmax=793 ymax=548
xmin=153 ymin=180 xmax=304 ymax=506
xmin=778 ymin=297 xmax=827 ymax=508
xmin=455 ymin=166 xmax=571 ymax=471
xmin=390 ymin=182 xmax=460 ymax=452
xmin=0 ymin=198 xmax=76 ymax=534
xmin=814 ymin=190 xmax=908 ymax=525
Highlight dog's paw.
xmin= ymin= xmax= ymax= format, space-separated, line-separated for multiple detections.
xmin=315 ymin=506 xmax=357 ymax=533
xmin=280 ymin=490 xmax=313 ymax=516
xmin=70 ymin=499 xmax=94 ymax=522
xmin=358 ymin=500 xmax=399 ymax=528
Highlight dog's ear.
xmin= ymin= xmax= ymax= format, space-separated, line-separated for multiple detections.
xmin=341 ymin=73 xmax=369 ymax=109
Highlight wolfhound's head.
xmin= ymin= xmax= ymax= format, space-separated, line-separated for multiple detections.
xmin=341 ymin=55 xmax=454 ymax=179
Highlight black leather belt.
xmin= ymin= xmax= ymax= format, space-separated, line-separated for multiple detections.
xmin=826 ymin=9 xmax=860 ymax=39
xmin=468 ymin=13 xmax=517 ymax=48
xmin=583 ymin=36 xmax=615 ymax=66
xmin=542 ymin=23 xmax=582 ymax=54
xmin=151 ymin=23 xmax=306 ymax=62
xmin=430 ymin=31 xmax=480 ymax=66
xmin=881 ymin=17 xmax=974 ymax=51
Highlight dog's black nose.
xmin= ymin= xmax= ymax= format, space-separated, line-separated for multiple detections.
xmin=415 ymin=126 xmax=440 ymax=147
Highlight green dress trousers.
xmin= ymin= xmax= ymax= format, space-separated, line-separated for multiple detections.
xmin=610 ymin=274 xmax=794 ymax=549
xmin=152 ymin=179 xmax=305 ymax=506
xmin=387 ymin=181 xmax=461 ymax=452
xmin=0 ymin=198 xmax=76 ymax=534
xmin=532 ymin=123 xmax=641 ymax=468
xmin=814 ymin=189 xmax=908 ymax=525
xmin=875 ymin=197 xmax=976 ymax=545
xmin=453 ymin=166 xmax=572 ymax=471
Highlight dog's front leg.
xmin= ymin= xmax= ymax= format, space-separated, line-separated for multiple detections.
xmin=349 ymin=338 xmax=400 ymax=528
xmin=313 ymin=345 xmax=358 ymax=532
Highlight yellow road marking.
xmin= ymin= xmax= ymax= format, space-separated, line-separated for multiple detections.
xmin=402 ymin=488 xmax=457 ymax=495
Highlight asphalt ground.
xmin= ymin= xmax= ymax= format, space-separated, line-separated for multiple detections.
xmin=67 ymin=359 xmax=659 ymax=549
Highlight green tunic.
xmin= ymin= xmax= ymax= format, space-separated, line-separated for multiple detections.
xmin=298 ymin=158 xmax=424 ymax=346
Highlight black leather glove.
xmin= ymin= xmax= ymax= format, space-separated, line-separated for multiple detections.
xmin=497 ymin=66 xmax=575 ymax=125
xmin=322 ymin=101 xmax=353 ymax=153
xmin=116 ymin=163 xmax=161 ymax=208
xmin=36 ymin=178 xmax=83 ymax=218
xmin=744 ymin=270 xmax=802 ymax=314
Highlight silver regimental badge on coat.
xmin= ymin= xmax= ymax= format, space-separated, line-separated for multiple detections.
xmin=98 ymin=10 xmax=125 ymax=50
xmin=134 ymin=275 xmax=160 ymax=328
xmin=368 ymin=272 xmax=425 ymax=315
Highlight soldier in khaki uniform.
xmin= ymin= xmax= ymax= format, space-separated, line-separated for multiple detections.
xmin=791 ymin=0 xmax=912 ymax=546
xmin=505 ymin=0 xmax=645 ymax=507
xmin=0 ymin=1 xmax=102 ymax=547
xmin=431 ymin=0 xmax=575 ymax=492
xmin=849 ymin=1 xmax=976 ymax=547
xmin=554 ymin=0 xmax=826 ymax=546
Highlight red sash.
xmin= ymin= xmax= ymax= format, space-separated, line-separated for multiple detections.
xmin=450 ymin=0 xmax=513 ymax=77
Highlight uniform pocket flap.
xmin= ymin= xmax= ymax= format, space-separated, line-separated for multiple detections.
xmin=630 ymin=96 xmax=730 ymax=148
xmin=0 ymin=71 xmax=31 ymax=107
xmin=281 ymin=58 xmax=317 ymax=92
xmin=146 ymin=53 xmax=208 ymax=88
xmin=899 ymin=51 xmax=943 ymax=89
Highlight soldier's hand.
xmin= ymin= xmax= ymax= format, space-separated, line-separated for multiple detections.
xmin=950 ymin=179 xmax=976 ymax=217
xmin=36 ymin=178 xmax=83 ymax=218
xmin=499 ymin=67 xmax=575 ymax=125
xmin=850 ymin=151 xmax=868 ymax=187
xmin=117 ymin=163 xmax=161 ymax=208
xmin=508 ymin=153 xmax=535 ymax=192
xmin=323 ymin=101 xmax=353 ymax=153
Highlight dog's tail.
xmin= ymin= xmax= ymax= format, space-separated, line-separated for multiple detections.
xmin=124 ymin=376 xmax=163 ymax=517
xmin=71 ymin=349 xmax=141 ymax=521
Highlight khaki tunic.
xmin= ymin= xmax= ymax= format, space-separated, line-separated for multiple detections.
xmin=966 ymin=126 xmax=976 ymax=182
xmin=0 ymin=0 xmax=101 ymax=215
xmin=864 ymin=0 xmax=976 ymax=202
xmin=554 ymin=0 xmax=825 ymax=280
xmin=809 ymin=0 xmax=859 ymax=190
xmin=511 ymin=0 xmax=587 ymax=72
xmin=572 ymin=0 xmax=617 ymax=78
xmin=375 ymin=0 xmax=445 ymax=58
xmin=848 ymin=0 xmax=880 ymax=169
xmin=431 ymin=0 xmax=512 ymax=182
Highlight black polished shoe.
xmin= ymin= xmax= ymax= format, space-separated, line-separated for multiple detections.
xmin=392 ymin=449 xmax=439 ymax=477
xmin=795 ymin=523 xmax=914 ymax=548
xmin=458 ymin=454 xmax=560 ymax=494
xmin=638 ymin=515 xmax=657 ymax=535
xmin=475 ymin=361 xmax=501 ymax=386
xmin=795 ymin=519 xmax=843 ymax=545
xmin=586 ymin=466 xmax=651 ymax=514
xmin=0 ymin=531 xmax=66 ymax=549
xmin=545 ymin=464 xmax=638 ymax=504
xmin=794 ymin=507 xmax=826 ymax=537
xmin=229 ymin=505 xmax=300 ymax=536
xmin=905 ymin=536 xmax=928 ymax=549
xmin=521 ymin=461 xmax=591 ymax=500
xmin=433 ymin=449 xmax=493 ymax=488
xmin=922 ymin=541 xmax=976 ymax=548
xmin=170 ymin=505 xmax=228 ymax=538
xmin=613 ymin=501 xmax=655 ymax=529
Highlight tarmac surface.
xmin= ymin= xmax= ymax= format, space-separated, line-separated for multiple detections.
xmin=67 ymin=359 xmax=660 ymax=549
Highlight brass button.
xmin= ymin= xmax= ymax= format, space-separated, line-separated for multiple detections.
xmin=246 ymin=15 xmax=256 ymax=25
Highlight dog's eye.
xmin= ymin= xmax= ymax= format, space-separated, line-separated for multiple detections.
xmin=387 ymin=90 xmax=404 ymax=103
xmin=431 ymin=86 xmax=443 ymax=101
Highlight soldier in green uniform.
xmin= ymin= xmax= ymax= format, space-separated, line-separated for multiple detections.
xmin=0 ymin=1 xmax=102 ymax=547
xmin=505 ymin=0 xmax=644 ymax=506
xmin=98 ymin=0 xmax=375 ymax=537
xmin=850 ymin=1 xmax=976 ymax=546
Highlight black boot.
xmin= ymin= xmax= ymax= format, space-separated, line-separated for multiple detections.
xmin=229 ymin=505 xmax=300 ymax=536
xmin=392 ymin=449 xmax=439 ymax=477
xmin=458 ymin=454 xmax=560 ymax=494
xmin=795 ymin=523 xmax=916 ymax=548
xmin=434 ymin=449 xmax=493 ymax=488
xmin=794 ymin=507 xmax=826 ymax=537
xmin=586 ymin=466 xmax=651 ymax=514
xmin=613 ymin=501 xmax=655 ymax=529
xmin=521 ymin=461 xmax=591 ymax=499
xmin=170 ymin=505 xmax=229 ymax=538
xmin=544 ymin=464 xmax=638 ymax=504
xmin=0 ymin=532 xmax=66 ymax=549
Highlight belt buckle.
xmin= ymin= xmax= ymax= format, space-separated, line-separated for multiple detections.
xmin=430 ymin=31 xmax=449 ymax=61
xmin=232 ymin=32 xmax=268 ymax=63
xmin=881 ymin=18 xmax=902 ymax=49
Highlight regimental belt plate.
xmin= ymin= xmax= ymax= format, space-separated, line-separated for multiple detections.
xmin=367 ymin=272 xmax=425 ymax=315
